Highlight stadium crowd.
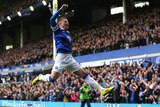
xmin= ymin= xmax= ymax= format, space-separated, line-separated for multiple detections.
xmin=72 ymin=7 xmax=160 ymax=55
xmin=0 ymin=59 xmax=160 ymax=104
xmin=0 ymin=7 xmax=160 ymax=70
xmin=0 ymin=37 xmax=53 ymax=69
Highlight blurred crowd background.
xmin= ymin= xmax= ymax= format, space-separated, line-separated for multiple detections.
xmin=0 ymin=7 xmax=160 ymax=70
xmin=0 ymin=59 xmax=160 ymax=103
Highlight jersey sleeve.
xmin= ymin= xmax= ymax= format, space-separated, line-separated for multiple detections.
xmin=50 ymin=9 xmax=61 ymax=32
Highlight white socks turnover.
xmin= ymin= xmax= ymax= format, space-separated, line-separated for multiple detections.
xmin=39 ymin=74 xmax=51 ymax=82
xmin=84 ymin=75 xmax=104 ymax=92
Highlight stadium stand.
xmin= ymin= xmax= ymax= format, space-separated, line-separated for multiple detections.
xmin=0 ymin=37 xmax=53 ymax=69
xmin=0 ymin=0 xmax=38 ymax=16
xmin=0 ymin=7 xmax=160 ymax=70
xmin=72 ymin=7 xmax=160 ymax=56
xmin=0 ymin=61 xmax=159 ymax=103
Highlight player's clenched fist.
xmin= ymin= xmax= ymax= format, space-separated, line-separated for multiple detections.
xmin=60 ymin=4 xmax=68 ymax=11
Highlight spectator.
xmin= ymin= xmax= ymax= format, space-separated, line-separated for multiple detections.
xmin=54 ymin=88 xmax=64 ymax=102
xmin=119 ymin=89 xmax=128 ymax=103
xmin=124 ymin=82 xmax=141 ymax=103
xmin=63 ymin=89 xmax=71 ymax=102
xmin=70 ymin=90 xmax=79 ymax=102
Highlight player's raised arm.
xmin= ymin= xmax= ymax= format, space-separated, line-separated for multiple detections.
xmin=50 ymin=4 xmax=68 ymax=30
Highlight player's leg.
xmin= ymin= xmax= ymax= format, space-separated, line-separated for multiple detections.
xmin=74 ymin=69 xmax=114 ymax=95
xmin=32 ymin=71 xmax=60 ymax=86
xmin=68 ymin=58 xmax=115 ymax=96
xmin=74 ymin=69 xmax=104 ymax=92
xmin=32 ymin=54 xmax=65 ymax=86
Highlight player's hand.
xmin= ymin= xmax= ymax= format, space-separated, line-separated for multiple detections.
xmin=60 ymin=4 xmax=68 ymax=11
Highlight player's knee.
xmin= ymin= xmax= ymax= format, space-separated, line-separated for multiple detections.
xmin=51 ymin=71 xmax=60 ymax=80
xmin=82 ymin=72 xmax=88 ymax=79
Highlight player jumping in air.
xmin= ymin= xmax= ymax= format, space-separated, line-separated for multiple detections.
xmin=32 ymin=4 xmax=114 ymax=96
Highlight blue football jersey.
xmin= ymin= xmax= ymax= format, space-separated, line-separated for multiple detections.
xmin=53 ymin=26 xmax=72 ymax=53
xmin=50 ymin=9 xmax=72 ymax=53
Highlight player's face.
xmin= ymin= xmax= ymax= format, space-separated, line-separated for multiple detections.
xmin=59 ymin=18 xmax=69 ymax=30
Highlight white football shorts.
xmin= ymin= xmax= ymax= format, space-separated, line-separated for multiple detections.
xmin=52 ymin=53 xmax=82 ymax=73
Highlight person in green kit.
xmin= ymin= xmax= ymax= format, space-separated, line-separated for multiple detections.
xmin=80 ymin=82 xmax=91 ymax=107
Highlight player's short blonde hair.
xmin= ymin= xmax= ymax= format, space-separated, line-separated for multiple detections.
xmin=58 ymin=17 xmax=67 ymax=23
